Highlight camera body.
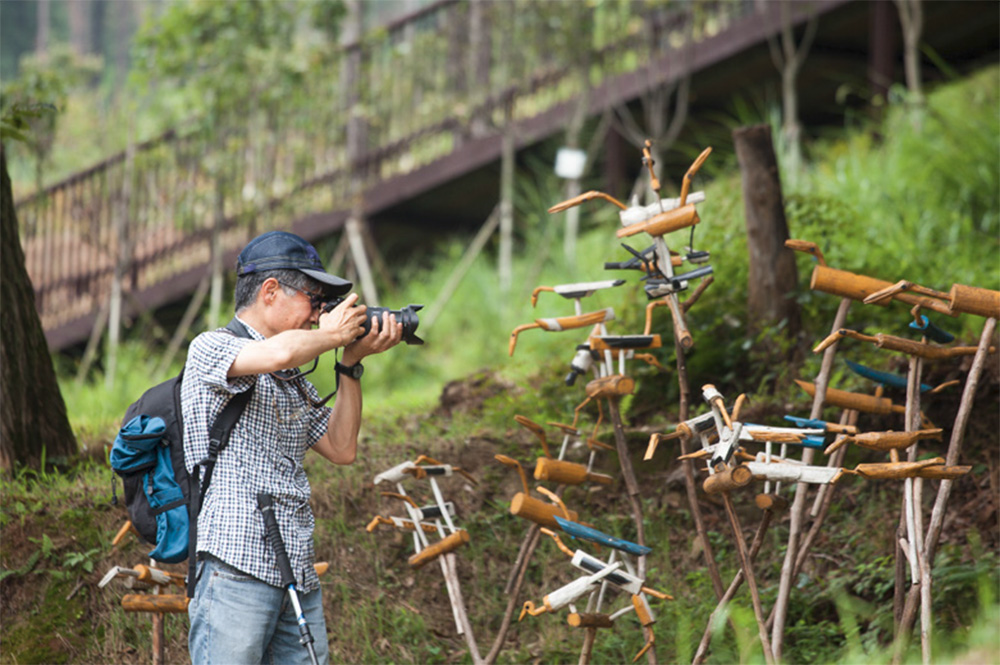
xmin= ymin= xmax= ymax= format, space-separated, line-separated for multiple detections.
xmin=323 ymin=300 xmax=424 ymax=345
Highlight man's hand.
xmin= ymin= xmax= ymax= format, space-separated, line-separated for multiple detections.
xmin=318 ymin=293 xmax=367 ymax=348
xmin=342 ymin=310 xmax=403 ymax=365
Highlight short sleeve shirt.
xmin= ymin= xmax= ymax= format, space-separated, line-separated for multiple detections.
xmin=181 ymin=318 xmax=332 ymax=592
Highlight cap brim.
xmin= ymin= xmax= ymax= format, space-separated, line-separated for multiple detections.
xmin=301 ymin=268 xmax=353 ymax=296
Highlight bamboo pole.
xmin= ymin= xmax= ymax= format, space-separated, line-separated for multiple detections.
xmin=443 ymin=552 xmax=484 ymax=665
xmin=722 ymin=492 xmax=775 ymax=665
xmin=894 ymin=317 xmax=998 ymax=660
xmin=154 ymin=275 xmax=210 ymax=378
xmin=674 ymin=337 xmax=726 ymax=600
xmin=607 ymin=397 xmax=657 ymax=665
xmin=771 ymin=297 xmax=851 ymax=659
xmin=151 ymin=559 xmax=164 ymax=665
xmin=346 ymin=215 xmax=379 ymax=306
xmin=499 ymin=97 xmax=515 ymax=294
xmin=424 ymin=205 xmax=500 ymax=329
xmin=693 ymin=508 xmax=774 ymax=664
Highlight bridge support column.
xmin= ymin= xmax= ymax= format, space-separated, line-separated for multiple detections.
xmin=346 ymin=215 xmax=379 ymax=306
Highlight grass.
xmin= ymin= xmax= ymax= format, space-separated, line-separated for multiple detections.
xmin=6 ymin=63 xmax=998 ymax=665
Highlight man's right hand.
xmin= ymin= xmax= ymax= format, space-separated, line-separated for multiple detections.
xmin=318 ymin=293 xmax=367 ymax=349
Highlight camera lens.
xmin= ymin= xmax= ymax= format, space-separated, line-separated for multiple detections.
xmin=361 ymin=305 xmax=424 ymax=345
xmin=321 ymin=301 xmax=424 ymax=345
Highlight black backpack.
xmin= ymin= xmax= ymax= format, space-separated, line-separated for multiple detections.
xmin=110 ymin=319 xmax=255 ymax=596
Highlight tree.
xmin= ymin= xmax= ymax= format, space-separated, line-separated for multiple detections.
xmin=893 ymin=0 xmax=925 ymax=128
xmin=130 ymin=0 xmax=343 ymax=326
xmin=733 ymin=123 xmax=801 ymax=339
xmin=0 ymin=45 xmax=102 ymax=191
xmin=0 ymin=141 xmax=77 ymax=470
xmin=767 ymin=2 xmax=818 ymax=183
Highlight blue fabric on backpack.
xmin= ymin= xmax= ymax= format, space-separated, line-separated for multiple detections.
xmin=110 ymin=415 xmax=166 ymax=473
xmin=111 ymin=415 xmax=188 ymax=563
xmin=146 ymin=440 xmax=189 ymax=563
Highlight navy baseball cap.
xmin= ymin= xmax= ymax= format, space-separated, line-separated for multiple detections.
xmin=236 ymin=231 xmax=353 ymax=296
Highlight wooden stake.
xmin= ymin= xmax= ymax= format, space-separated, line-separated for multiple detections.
xmin=895 ymin=317 xmax=998 ymax=658
xmin=484 ymin=519 xmax=545 ymax=664
xmin=608 ymin=397 xmax=646 ymax=577
xmin=674 ymin=335 xmax=726 ymax=602
xmin=693 ymin=508 xmax=774 ymax=664
xmin=424 ymin=205 xmax=500 ymax=329
xmin=771 ymin=297 xmax=851 ymax=659
xmin=346 ymin=215 xmax=380 ymax=306
xmin=578 ymin=626 xmax=597 ymax=665
xmin=154 ymin=275 xmax=209 ymax=378
xmin=76 ymin=293 xmax=111 ymax=383
xmin=444 ymin=552 xmax=484 ymax=665
xmin=722 ymin=492 xmax=775 ymax=665
xmin=608 ymin=397 xmax=658 ymax=665
xmin=151 ymin=559 xmax=164 ymax=665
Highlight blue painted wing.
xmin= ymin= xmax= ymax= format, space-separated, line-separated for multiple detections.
xmin=800 ymin=436 xmax=826 ymax=449
xmin=783 ymin=415 xmax=827 ymax=430
xmin=910 ymin=315 xmax=954 ymax=344
xmin=554 ymin=516 xmax=652 ymax=556
xmin=846 ymin=360 xmax=931 ymax=392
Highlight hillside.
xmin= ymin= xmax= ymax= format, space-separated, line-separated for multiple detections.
xmin=2 ymin=67 xmax=999 ymax=664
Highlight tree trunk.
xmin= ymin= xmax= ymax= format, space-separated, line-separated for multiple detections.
xmin=34 ymin=0 xmax=49 ymax=56
xmin=1 ymin=145 xmax=77 ymax=470
xmin=67 ymin=0 xmax=93 ymax=55
xmin=733 ymin=124 xmax=801 ymax=338
xmin=893 ymin=0 xmax=925 ymax=128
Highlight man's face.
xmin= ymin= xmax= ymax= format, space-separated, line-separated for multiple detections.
xmin=270 ymin=278 xmax=325 ymax=331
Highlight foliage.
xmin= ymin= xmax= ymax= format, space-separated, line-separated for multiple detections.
xmin=0 ymin=44 xmax=102 ymax=188
xmin=11 ymin=36 xmax=999 ymax=665
xmin=130 ymin=0 xmax=340 ymax=131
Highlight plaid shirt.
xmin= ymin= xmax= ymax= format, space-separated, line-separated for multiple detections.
xmin=181 ymin=318 xmax=332 ymax=593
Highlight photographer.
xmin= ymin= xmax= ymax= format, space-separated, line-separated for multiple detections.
xmin=182 ymin=231 xmax=402 ymax=664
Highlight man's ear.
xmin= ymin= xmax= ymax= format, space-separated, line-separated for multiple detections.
xmin=260 ymin=277 xmax=282 ymax=305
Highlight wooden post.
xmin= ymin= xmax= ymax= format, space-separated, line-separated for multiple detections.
xmin=346 ymin=215 xmax=379 ymax=306
xmin=894 ymin=317 xmax=998 ymax=658
xmin=443 ymin=552 xmax=484 ymax=665
xmin=154 ymin=275 xmax=210 ymax=378
xmin=424 ymin=205 xmax=500 ymax=329
xmin=607 ymin=398 xmax=646 ymax=577
xmin=207 ymin=174 xmax=225 ymax=330
xmin=693 ymin=509 xmax=774 ymax=664
xmin=562 ymin=40 xmax=591 ymax=269
xmin=770 ymin=297 xmax=850 ymax=657
xmin=106 ymin=132 xmax=136 ymax=389
xmin=722 ymin=492 xmax=775 ymax=665
xmin=578 ymin=626 xmax=597 ymax=665
xmin=732 ymin=124 xmax=801 ymax=338
xmin=499 ymin=98 xmax=515 ymax=294
xmin=150 ymin=559 xmax=164 ymax=665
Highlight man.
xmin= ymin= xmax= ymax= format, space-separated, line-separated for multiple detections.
xmin=182 ymin=230 xmax=402 ymax=664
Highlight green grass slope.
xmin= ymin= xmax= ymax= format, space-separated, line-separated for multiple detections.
xmin=2 ymin=67 xmax=998 ymax=664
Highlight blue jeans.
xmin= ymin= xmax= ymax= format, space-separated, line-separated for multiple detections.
xmin=188 ymin=556 xmax=329 ymax=665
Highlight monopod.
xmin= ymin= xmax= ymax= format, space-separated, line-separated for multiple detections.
xmin=257 ymin=493 xmax=321 ymax=665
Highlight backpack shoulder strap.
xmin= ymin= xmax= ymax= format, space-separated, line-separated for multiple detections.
xmin=187 ymin=317 xmax=257 ymax=597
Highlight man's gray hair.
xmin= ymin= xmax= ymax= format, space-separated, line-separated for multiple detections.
xmin=234 ymin=269 xmax=321 ymax=313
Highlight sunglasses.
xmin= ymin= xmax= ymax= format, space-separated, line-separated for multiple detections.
xmin=276 ymin=280 xmax=325 ymax=311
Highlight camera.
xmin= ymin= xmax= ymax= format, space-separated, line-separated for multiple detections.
xmin=323 ymin=300 xmax=424 ymax=345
